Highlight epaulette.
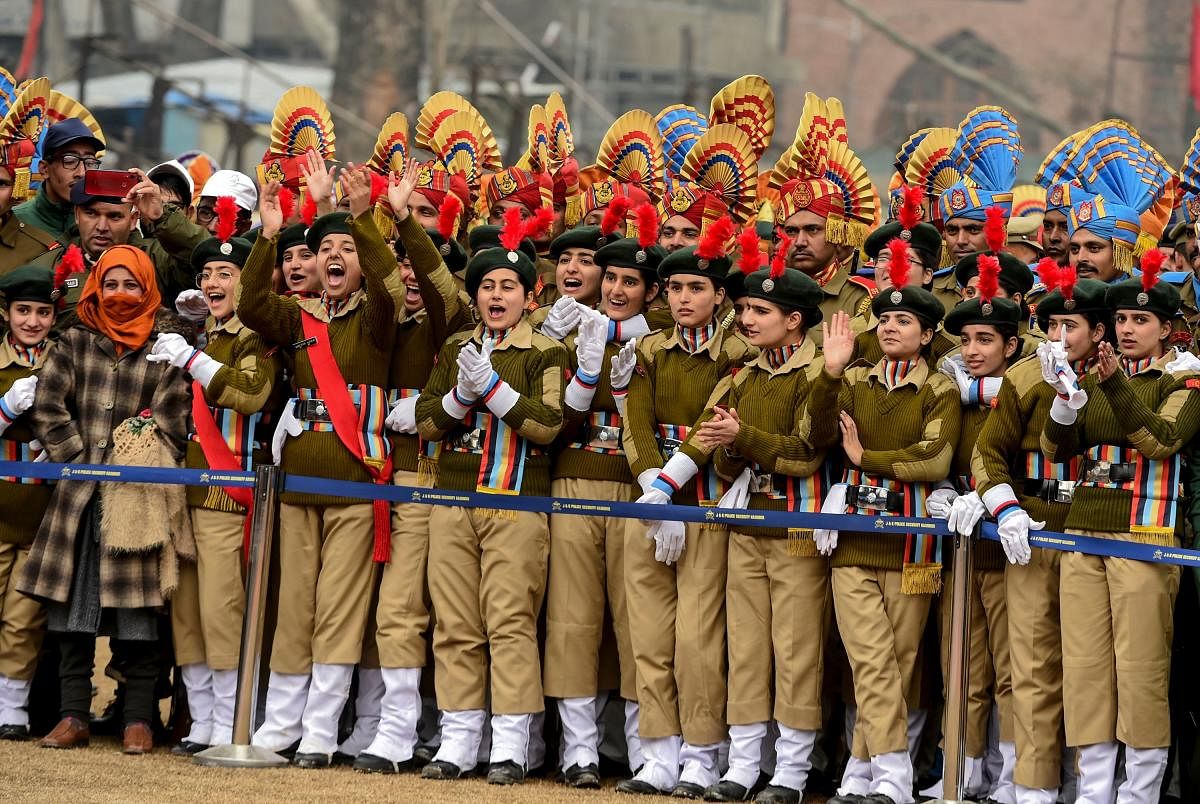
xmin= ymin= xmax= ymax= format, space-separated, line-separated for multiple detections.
xmin=847 ymin=275 xmax=878 ymax=298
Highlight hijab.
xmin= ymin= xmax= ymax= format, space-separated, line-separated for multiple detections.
xmin=76 ymin=245 xmax=161 ymax=354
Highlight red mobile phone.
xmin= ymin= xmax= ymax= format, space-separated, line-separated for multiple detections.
xmin=83 ymin=169 xmax=139 ymax=199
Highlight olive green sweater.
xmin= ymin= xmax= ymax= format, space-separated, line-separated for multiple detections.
xmin=185 ymin=316 xmax=281 ymax=512
xmin=710 ymin=337 xmax=842 ymax=539
xmin=237 ymin=212 xmax=397 ymax=505
xmin=832 ymin=359 xmax=960 ymax=570
xmin=1041 ymin=355 xmax=1200 ymax=540
xmin=953 ymin=400 xmax=1005 ymax=571
xmin=553 ymin=334 xmax=636 ymax=485
xmin=0 ymin=339 xmax=52 ymax=544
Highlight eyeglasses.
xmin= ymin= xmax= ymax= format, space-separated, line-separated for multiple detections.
xmin=195 ymin=270 xmax=236 ymax=286
xmin=196 ymin=206 xmax=250 ymax=224
xmin=58 ymin=154 xmax=102 ymax=170
xmin=873 ymin=252 xmax=926 ymax=271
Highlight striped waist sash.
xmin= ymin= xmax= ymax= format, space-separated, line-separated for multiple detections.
xmin=843 ymin=468 xmax=939 ymax=593
xmin=0 ymin=438 xmax=45 ymax=485
xmin=445 ymin=410 xmax=543 ymax=495
xmin=189 ymin=407 xmax=261 ymax=471
xmin=568 ymin=410 xmax=625 ymax=455
xmin=656 ymin=423 xmax=729 ymax=505
xmin=293 ymin=385 xmax=391 ymax=465
xmin=388 ymin=387 xmax=440 ymax=460
xmin=1078 ymin=444 xmax=1180 ymax=537
xmin=751 ymin=463 xmax=828 ymax=513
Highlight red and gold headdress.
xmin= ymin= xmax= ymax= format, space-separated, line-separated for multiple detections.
xmin=256 ymin=86 xmax=336 ymax=190
xmin=576 ymin=109 xmax=664 ymax=225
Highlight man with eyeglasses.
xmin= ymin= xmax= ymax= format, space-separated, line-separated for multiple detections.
xmin=196 ymin=171 xmax=257 ymax=238
xmin=14 ymin=120 xmax=104 ymax=241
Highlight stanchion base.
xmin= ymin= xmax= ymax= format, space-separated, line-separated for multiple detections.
xmin=194 ymin=743 xmax=290 ymax=768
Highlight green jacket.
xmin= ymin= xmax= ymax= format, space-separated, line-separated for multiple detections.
xmin=13 ymin=185 xmax=73 ymax=241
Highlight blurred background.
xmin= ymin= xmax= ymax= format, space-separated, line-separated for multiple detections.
xmin=2 ymin=0 xmax=1198 ymax=186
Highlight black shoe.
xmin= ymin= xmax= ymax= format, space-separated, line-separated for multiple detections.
xmin=412 ymin=744 xmax=435 ymax=766
xmin=616 ymin=777 xmax=664 ymax=795
xmin=827 ymin=796 xmax=868 ymax=804
xmin=332 ymin=751 xmax=357 ymax=766
xmin=562 ymin=762 xmax=601 ymax=788
xmin=673 ymin=781 xmax=708 ymax=799
xmin=754 ymin=785 xmax=800 ymax=804
xmin=0 ymin=724 xmax=29 ymax=741
xmin=704 ymin=780 xmax=751 ymax=801
xmin=353 ymin=752 xmax=422 ymax=774
xmin=292 ymin=752 xmax=332 ymax=769
xmin=170 ymin=740 xmax=208 ymax=756
xmin=487 ymin=760 xmax=525 ymax=785
xmin=859 ymin=795 xmax=897 ymax=804
xmin=276 ymin=739 xmax=300 ymax=761
xmin=421 ymin=759 xmax=465 ymax=780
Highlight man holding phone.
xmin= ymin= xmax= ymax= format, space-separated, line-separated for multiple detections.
xmin=14 ymin=119 xmax=104 ymax=241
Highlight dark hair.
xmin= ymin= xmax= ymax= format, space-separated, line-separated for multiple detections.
xmin=152 ymin=174 xmax=191 ymax=207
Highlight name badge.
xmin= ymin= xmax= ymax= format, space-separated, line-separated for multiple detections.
xmin=65 ymin=277 xmax=79 ymax=288
xmin=292 ymin=336 xmax=317 ymax=350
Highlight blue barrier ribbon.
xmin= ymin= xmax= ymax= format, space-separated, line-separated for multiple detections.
xmin=0 ymin=459 xmax=255 ymax=487
xmin=980 ymin=522 xmax=1200 ymax=568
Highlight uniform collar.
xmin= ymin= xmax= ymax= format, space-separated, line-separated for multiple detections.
xmin=751 ymin=335 xmax=815 ymax=375
xmin=206 ymin=313 xmax=245 ymax=337
xmin=296 ymin=288 xmax=366 ymax=322
xmin=0 ymin=333 xmax=48 ymax=370
xmin=471 ymin=317 xmax=534 ymax=350
xmin=867 ymin=356 xmax=929 ymax=390
xmin=663 ymin=319 xmax=723 ymax=357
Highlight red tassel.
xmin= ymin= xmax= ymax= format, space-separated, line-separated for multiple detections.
xmin=600 ymin=195 xmax=634 ymax=238
xmin=499 ymin=206 xmax=525 ymax=251
xmin=984 ymin=206 xmax=1006 ymax=254
xmin=898 ymin=185 xmax=923 ymax=232
xmin=736 ymin=225 xmax=762 ymax=275
xmin=300 ymin=190 xmax=317 ymax=226
xmin=438 ymin=193 xmax=462 ymax=242
xmin=634 ymin=202 xmax=659 ymax=249
xmin=770 ymin=230 xmax=791 ymax=280
xmin=1035 ymin=257 xmax=1061 ymax=293
xmin=214 ymin=195 xmax=239 ymax=243
xmin=886 ymin=237 xmax=910 ymax=290
xmin=696 ymin=214 xmax=735 ymax=261
xmin=278 ymin=186 xmax=296 ymax=222
xmin=1140 ymin=248 xmax=1165 ymax=292
xmin=977 ymin=253 xmax=1001 ymax=304
xmin=373 ymin=498 xmax=391 ymax=563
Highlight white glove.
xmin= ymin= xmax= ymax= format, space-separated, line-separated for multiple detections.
xmin=385 ymin=396 xmax=418 ymax=434
xmin=610 ymin=338 xmax=638 ymax=391
xmin=0 ymin=375 xmax=37 ymax=419
xmin=174 ymin=288 xmax=210 ymax=323
xmin=925 ymin=486 xmax=959 ymax=519
xmin=146 ymin=332 xmax=195 ymax=369
xmin=540 ymin=295 xmax=583 ymax=340
xmin=456 ymin=338 xmax=497 ymax=398
xmin=1166 ymin=348 xmax=1200 ymax=375
xmin=647 ymin=520 xmax=686 ymax=565
xmin=717 ymin=468 xmax=752 ymax=509
xmin=575 ymin=310 xmax=607 ymax=380
xmin=814 ymin=483 xmax=848 ymax=556
xmin=1036 ymin=338 xmax=1087 ymax=409
xmin=947 ymin=491 xmax=986 ymax=537
xmin=271 ymin=402 xmax=303 ymax=465
xmin=996 ymin=508 xmax=1044 ymax=566
xmin=939 ymin=355 xmax=973 ymax=403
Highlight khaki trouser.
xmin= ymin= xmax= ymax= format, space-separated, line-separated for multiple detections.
xmin=1006 ymin=546 xmax=1065 ymax=789
xmin=0 ymin=542 xmax=44 ymax=679
xmin=543 ymin=477 xmax=637 ymax=701
xmin=624 ymin=517 xmax=728 ymax=745
xmin=375 ymin=469 xmax=432 ymax=669
xmin=270 ymin=503 xmax=379 ymax=673
xmin=939 ymin=567 xmax=1012 ymax=756
xmin=1061 ymin=531 xmax=1179 ymax=749
xmin=832 ymin=565 xmax=931 ymax=759
xmin=427 ymin=505 xmax=548 ymax=714
xmin=172 ymin=508 xmax=246 ymax=670
xmin=726 ymin=531 xmax=829 ymax=730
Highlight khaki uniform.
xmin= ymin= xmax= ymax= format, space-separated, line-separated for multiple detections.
xmin=813 ymin=261 xmax=874 ymax=347
xmin=931 ymin=269 xmax=962 ymax=314
xmin=0 ymin=213 xmax=56 ymax=277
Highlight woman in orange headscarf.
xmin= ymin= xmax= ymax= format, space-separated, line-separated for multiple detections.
xmin=19 ymin=245 xmax=194 ymax=755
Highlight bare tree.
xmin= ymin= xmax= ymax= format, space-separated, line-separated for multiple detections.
xmin=331 ymin=0 xmax=424 ymax=161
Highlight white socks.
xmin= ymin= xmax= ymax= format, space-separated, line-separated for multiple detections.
xmin=251 ymin=671 xmax=310 ymax=752
xmin=336 ymin=667 xmax=383 ymax=757
xmin=297 ymin=663 xmax=353 ymax=756
xmin=363 ymin=667 xmax=421 ymax=762
xmin=179 ymin=662 xmax=214 ymax=745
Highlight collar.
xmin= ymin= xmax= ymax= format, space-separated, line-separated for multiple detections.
xmin=206 ymin=313 xmax=245 ymax=337
xmin=296 ymin=288 xmax=366 ymax=322
xmin=815 ymin=261 xmax=846 ymax=295
xmin=663 ymin=319 xmax=723 ymax=357
xmin=751 ymin=335 xmax=815 ymax=375
xmin=1120 ymin=351 xmax=1172 ymax=377
xmin=0 ymin=333 xmax=47 ymax=370
xmin=1069 ymin=355 xmax=1099 ymax=376
xmin=471 ymin=317 xmax=534 ymax=350
xmin=867 ymin=356 xmax=929 ymax=391
xmin=674 ymin=321 xmax=717 ymax=354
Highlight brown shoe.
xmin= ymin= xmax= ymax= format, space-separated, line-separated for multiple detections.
xmin=40 ymin=716 xmax=90 ymax=749
xmin=122 ymin=721 xmax=154 ymax=755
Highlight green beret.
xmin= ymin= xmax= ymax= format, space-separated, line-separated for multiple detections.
xmin=393 ymin=229 xmax=467 ymax=275
xmin=657 ymin=244 xmax=730 ymax=285
xmin=305 ymin=212 xmax=353 ymax=252
xmin=744 ymin=267 xmax=823 ymax=325
xmin=275 ymin=223 xmax=308 ymax=265
xmin=871 ymin=285 xmax=945 ymax=328
xmin=1105 ymin=277 xmax=1181 ymax=321
xmin=864 ymin=222 xmax=943 ymax=269
xmin=191 ymin=237 xmax=253 ymax=273
xmin=954 ymin=252 xmax=1034 ymax=296
xmin=0 ymin=265 xmax=54 ymax=305
xmin=594 ymin=237 xmax=665 ymax=275
xmin=464 ymin=246 xmax=538 ymax=299
xmin=944 ymin=296 xmax=1023 ymax=336
xmin=724 ymin=267 xmax=748 ymax=300
xmin=468 ymin=225 xmax=537 ymax=261
xmin=1035 ymin=278 xmax=1111 ymax=327
xmin=549 ymin=225 xmax=620 ymax=260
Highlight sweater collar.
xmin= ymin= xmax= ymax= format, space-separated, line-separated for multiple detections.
xmin=868 ymin=357 xmax=928 ymax=391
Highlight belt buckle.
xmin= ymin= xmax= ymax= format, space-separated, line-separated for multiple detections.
xmin=750 ymin=473 xmax=772 ymax=494
xmin=297 ymin=398 xmax=328 ymax=421
xmin=659 ymin=437 xmax=682 ymax=458
xmin=456 ymin=428 xmax=483 ymax=451
xmin=595 ymin=426 xmax=619 ymax=444
xmin=1052 ymin=480 xmax=1075 ymax=504
xmin=1084 ymin=459 xmax=1112 ymax=483
xmin=855 ymin=484 xmax=889 ymax=511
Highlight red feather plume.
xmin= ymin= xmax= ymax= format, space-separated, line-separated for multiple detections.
xmin=1035 ymin=257 xmax=1061 ymax=293
xmin=438 ymin=193 xmax=462 ymax=242
xmin=736 ymin=225 xmax=762 ymax=275
xmin=214 ymin=195 xmax=239 ymax=243
xmin=976 ymin=253 xmax=1001 ymax=304
xmin=770 ymin=230 xmax=792 ymax=280
xmin=1058 ymin=263 xmax=1077 ymax=302
xmin=300 ymin=190 xmax=317 ymax=227
xmin=499 ymin=206 xmax=525 ymax=252
xmin=55 ymin=244 xmax=84 ymax=309
xmin=368 ymin=171 xmax=389 ymax=205
xmin=634 ymin=202 xmax=658 ymax=249
xmin=278 ymin=186 xmax=296 ymax=222
xmin=984 ymin=206 xmax=1006 ymax=254
xmin=696 ymin=214 xmax=736 ymax=261
xmin=1140 ymin=248 xmax=1165 ymax=293
xmin=897 ymin=185 xmax=923 ymax=232
xmin=886 ymin=237 xmax=910 ymax=290
xmin=600 ymin=195 xmax=634 ymax=238
xmin=522 ymin=206 xmax=555 ymax=242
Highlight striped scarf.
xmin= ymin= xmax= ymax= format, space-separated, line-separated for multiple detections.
xmin=879 ymin=358 xmax=918 ymax=390
xmin=812 ymin=260 xmax=839 ymax=288
xmin=1121 ymin=355 xmax=1156 ymax=377
xmin=1069 ymin=356 xmax=1098 ymax=376
xmin=764 ymin=342 xmax=801 ymax=370
xmin=484 ymin=327 xmax=512 ymax=345
xmin=676 ymin=321 xmax=716 ymax=354
xmin=7 ymin=335 xmax=44 ymax=367
xmin=321 ymin=294 xmax=349 ymax=318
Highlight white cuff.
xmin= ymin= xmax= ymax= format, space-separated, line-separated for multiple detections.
xmin=613 ymin=314 xmax=650 ymax=343
xmin=442 ymin=388 xmax=474 ymax=420
xmin=188 ymin=351 xmax=223 ymax=389
xmin=659 ymin=451 xmax=700 ymax=491
xmin=483 ymin=380 xmax=520 ymax=418
xmin=979 ymin=376 xmax=1003 ymax=405
xmin=613 ymin=394 xmax=628 ymax=419
xmin=980 ymin=483 xmax=1018 ymax=517
xmin=1049 ymin=395 xmax=1078 ymax=425
xmin=637 ymin=468 xmax=661 ymax=494
xmin=563 ymin=376 xmax=597 ymax=412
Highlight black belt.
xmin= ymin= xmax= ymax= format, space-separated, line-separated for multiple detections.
xmin=1080 ymin=458 xmax=1135 ymax=484
xmin=293 ymin=398 xmax=331 ymax=423
xmin=1022 ymin=478 xmax=1076 ymax=503
xmin=845 ymin=484 xmax=905 ymax=514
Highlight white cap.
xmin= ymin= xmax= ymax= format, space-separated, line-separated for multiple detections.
xmin=147 ymin=159 xmax=195 ymax=199
xmin=200 ymin=169 xmax=258 ymax=212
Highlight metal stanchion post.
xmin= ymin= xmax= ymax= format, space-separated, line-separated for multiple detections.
xmin=196 ymin=465 xmax=288 ymax=767
xmin=930 ymin=526 xmax=977 ymax=804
